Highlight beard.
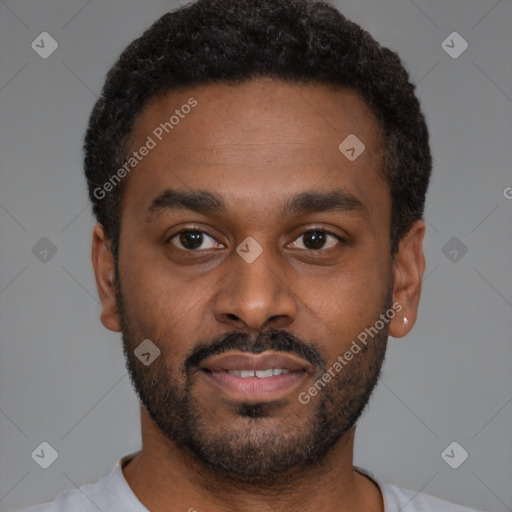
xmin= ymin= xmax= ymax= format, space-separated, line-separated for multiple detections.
xmin=115 ymin=275 xmax=390 ymax=485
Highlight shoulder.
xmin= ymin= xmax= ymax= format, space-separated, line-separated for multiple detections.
xmin=13 ymin=453 xmax=139 ymax=512
xmin=14 ymin=481 xmax=106 ymax=512
xmin=381 ymin=482 xmax=488 ymax=512
xmin=354 ymin=466 xmax=486 ymax=512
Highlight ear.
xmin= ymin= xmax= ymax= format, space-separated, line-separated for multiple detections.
xmin=91 ymin=223 xmax=122 ymax=332
xmin=388 ymin=220 xmax=426 ymax=339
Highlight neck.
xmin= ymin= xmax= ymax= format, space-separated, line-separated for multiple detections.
xmin=122 ymin=407 xmax=384 ymax=512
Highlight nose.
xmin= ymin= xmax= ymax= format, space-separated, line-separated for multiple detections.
xmin=213 ymin=242 xmax=298 ymax=332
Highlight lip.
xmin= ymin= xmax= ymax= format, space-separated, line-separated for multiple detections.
xmin=199 ymin=351 xmax=311 ymax=373
xmin=198 ymin=351 xmax=312 ymax=401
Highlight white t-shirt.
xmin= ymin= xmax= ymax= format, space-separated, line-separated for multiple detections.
xmin=15 ymin=451 xmax=486 ymax=512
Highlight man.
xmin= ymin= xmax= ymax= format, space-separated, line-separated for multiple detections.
xmin=18 ymin=0 xmax=486 ymax=510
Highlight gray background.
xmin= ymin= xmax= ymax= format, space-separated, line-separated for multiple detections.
xmin=1 ymin=0 xmax=511 ymax=510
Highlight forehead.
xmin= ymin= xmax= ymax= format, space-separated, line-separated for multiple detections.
xmin=122 ymin=79 xmax=389 ymax=221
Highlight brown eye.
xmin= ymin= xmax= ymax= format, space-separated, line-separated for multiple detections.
xmin=303 ymin=231 xmax=327 ymax=250
xmin=169 ymin=230 xmax=220 ymax=251
xmin=289 ymin=230 xmax=342 ymax=251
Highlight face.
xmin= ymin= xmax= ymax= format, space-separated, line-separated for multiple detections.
xmin=92 ymin=78 xmax=424 ymax=482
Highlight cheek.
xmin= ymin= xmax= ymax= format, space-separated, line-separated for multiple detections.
xmin=119 ymin=251 xmax=215 ymax=350
xmin=302 ymin=265 xmax=390 ymax=359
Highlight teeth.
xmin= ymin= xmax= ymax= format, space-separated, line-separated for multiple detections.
xmin=255 ymin=369 xmax=273 ymax=378
xmin=225 ymin=368 xmax=291 ymax=378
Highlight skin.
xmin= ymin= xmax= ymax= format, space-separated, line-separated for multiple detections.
xmin=91 ymin=78 xmax=425 ymax=512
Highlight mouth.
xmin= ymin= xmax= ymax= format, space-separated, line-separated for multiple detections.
xmin=198 ymin=351 xmax=312 ymax=400
xmin=209 ymin=368 xmax=293 ymax=378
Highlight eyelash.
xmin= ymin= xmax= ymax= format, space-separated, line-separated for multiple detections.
xmin=167 ymin=227 xmax=346 ymax=252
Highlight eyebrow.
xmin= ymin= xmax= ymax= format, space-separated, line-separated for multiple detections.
xmin=281 ymin=189 xmax=366 ymax=217
xmin=148 ymin=189 xmax=225 ymax=217
xmin=147 ymin=187 xmax=366 ymax=220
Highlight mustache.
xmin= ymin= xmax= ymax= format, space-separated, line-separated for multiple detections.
xmin=185 ymin=328 xmax=326 ymax=374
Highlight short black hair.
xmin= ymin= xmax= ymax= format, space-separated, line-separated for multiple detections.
xmin=84 ymin=0 xmax=432 ymax=260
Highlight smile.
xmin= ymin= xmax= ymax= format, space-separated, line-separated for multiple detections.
xmin=211 ymin=368 xmax=291 ymax=378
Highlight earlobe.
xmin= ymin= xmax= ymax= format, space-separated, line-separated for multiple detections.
xmin=388 ymin=220 xmax=426 ymax=339
xmin=91 ymin=223 xmax=122 ymax=333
